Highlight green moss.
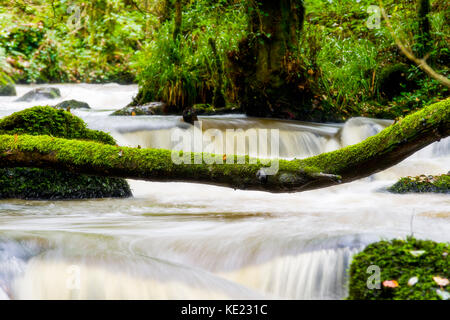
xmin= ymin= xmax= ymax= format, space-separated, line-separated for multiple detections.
xmin=192 ymin=103 xmax=241 ymax=115
xmin=0 ymin=106 xmax=115 ymax=145
xmin=389 ymin=174 xmax=450 ymax=194
xmin=0 ymin=167 xmax=131 ymax=200
xmin=348 ymin=237 xmax=449 ymax=300
xmin=54 ymin=100 xmax=90 ymax=110
xmin=0 ymin=106 xmax=131 ymax=199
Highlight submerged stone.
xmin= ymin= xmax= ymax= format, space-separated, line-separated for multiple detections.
xmin=182 ymin=108 xmax=198 ymax=124
xmin=15 ymin=87 xmax=61 ymax=102
xmin=54 ymin=99 xmax=90 ymax=110
xmin=111 ymin=102 xmax=168 ymax=116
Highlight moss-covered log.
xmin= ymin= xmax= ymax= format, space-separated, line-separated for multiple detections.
xmin=0 ymin=99 xmax=448 ymax=193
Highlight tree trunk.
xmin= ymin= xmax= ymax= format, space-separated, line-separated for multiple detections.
xmin=0 ymin=99 xmax=448 ymax=193
xmin=173 ymin=0 xmax=182 ymax=41
xmin=229 ymin=0 xmax=320 ymax=120
xmin=417 ymin=0 xmax=431 ymax=58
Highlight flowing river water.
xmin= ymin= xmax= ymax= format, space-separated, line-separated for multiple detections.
xmin=0 ymin=84 xmax=448 ymax=300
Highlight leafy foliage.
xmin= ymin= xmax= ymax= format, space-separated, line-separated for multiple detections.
xmin=0 ymin=0 xmax=448 ymax=119
xmin=132 ymin=0 xmax=247 ymax=109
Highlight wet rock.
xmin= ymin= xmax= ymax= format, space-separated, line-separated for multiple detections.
xmin=388 ymin=173 xmax=450 ymax=194
xmin=15 ymin=87 xmax=61 ymax=102
xmin=0 ymin=83 xmax=16 ymax=96
xmin=111 ymin=102 xmax=168 ymax=116
xmin=192 ymin=103 xmax=241 ymax=115
xmin=54 ymin=99 xmax=90 ymax=110
xmin=182 ymin=108 xmax=198 ymax=125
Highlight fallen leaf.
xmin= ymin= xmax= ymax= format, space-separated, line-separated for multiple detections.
xmin=408 ymin=276 xmax=419 ymax=286
xmin=383 ymin=280 xmax=399 ymax=288
xmin=433 ymin=276 xmax=449 ymax=287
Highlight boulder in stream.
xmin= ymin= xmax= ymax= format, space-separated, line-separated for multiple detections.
xmin=388 ymin=173 xmax=450 ymax=194
xmin=111 ymin=102 xmax=168 ymax=116
xmin=15 ymin=87 xmax=61 ymax=102
xmin=0 ymin=106 xmax=131 ymax=199
xmin=54 ymin=99 xmax=90 ymax=110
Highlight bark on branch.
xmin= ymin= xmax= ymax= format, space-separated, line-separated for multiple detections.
xmin=0 ymin=99 xmax=448 ymax=193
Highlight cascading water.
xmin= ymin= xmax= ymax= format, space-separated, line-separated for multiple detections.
xmin=0 ymin=84 xmax=448 ymax=300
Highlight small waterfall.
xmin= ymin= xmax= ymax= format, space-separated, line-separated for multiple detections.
xmin=12 ymin=253 xmax=262 ymax=300
xmin=0 ymin=232 xmax=371 ymax=300
xmin=0 ymin=238 xmax=45 ymax=299
xmin=113 ymin=116 xmax=395 ymax=161
xmin=338 ymin=117 xmax=392 ymax=147
xmin=221 ymin=246 xmax=362 ymax=300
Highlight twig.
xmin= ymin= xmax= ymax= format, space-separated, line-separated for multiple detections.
xmin=379 ymin=1 xmax=450 ymax=88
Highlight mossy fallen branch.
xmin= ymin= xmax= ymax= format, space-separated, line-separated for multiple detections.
xmin=0 ymin=99 xmax=448 ymax=193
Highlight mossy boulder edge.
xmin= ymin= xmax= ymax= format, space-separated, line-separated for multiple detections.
xmin=0 ymin=106 xmax=131 ymax=200
xmin=388 ymin=173 xmax=450 ymax=194
xmin=348 ymin=237 xmax=449 ymax=300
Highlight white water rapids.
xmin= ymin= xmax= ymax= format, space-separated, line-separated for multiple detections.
xmin=0 ymin=84 xmax=448 ymax=300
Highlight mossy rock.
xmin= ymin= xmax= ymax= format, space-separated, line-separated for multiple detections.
xmin=348 ymin=237 xmax=449 ymax=300
xmin=112 ymin=102 xmax=241 ymax=117
xmin=15 ymin=87 xmax=61 ymax=102
xmin=54 ymin=99 xmax=90 ymax=110
xmin=388 ymin=174 xmax=450 ymax=194
xmin=0 ymin=106 xmax=131 ymax=199
xmin=111 ymin=102 xmax=168 ymax=116
xmin=0 ymin=106 xmax=114 ymax=145
xmin=192 ymin=103 xmax=241 ymax=115
xmin=0 ymin=83 xmax=16 ymax=96
xmin=0 ymin=168 xmax=131 ymax=200
xmin=377 ymin=64 xmax=415 ymax=99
